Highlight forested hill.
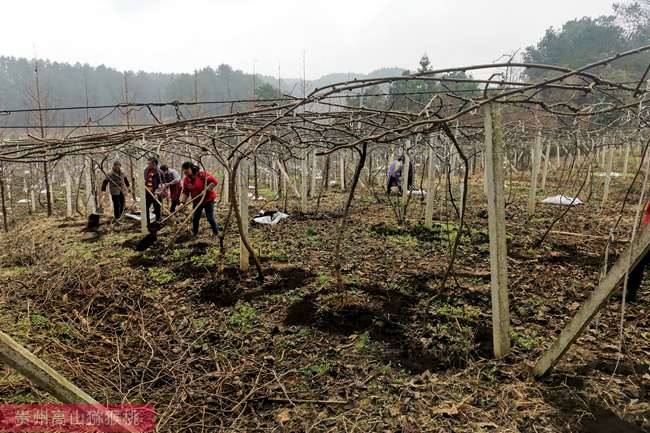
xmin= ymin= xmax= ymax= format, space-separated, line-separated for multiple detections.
xmin=0 ymin=56 xmax=403 ymax=130
xmin=0 ymin=57 xmax=280 ymax=129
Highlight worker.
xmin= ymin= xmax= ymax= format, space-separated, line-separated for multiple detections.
xmin=101 ymin=161 xmax=130 ymax=219
xmin=626 ymin=202 xmax=650 ymax=303
xmin=160 ymin=164 xmax=182 ymax=213
xmin=143 ymin=157 xmax=163 ymax=225
xmin=386 ymin=155 xmax=414 ymax=194
xmin=179 ymin=162 xmax=220 ymax=235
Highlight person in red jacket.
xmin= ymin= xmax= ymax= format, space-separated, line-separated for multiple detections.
xmin=627 ymin=202 xmax=650 ymax=303
xmin=179 ymin=161 xmax=220 ymax=235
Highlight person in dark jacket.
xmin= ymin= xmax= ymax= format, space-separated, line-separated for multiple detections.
xmin=179 ymin=161 xmax=220 ymax=235
xmin=101 ymin=161 xmax=130 ymax=219
xmin=144 ymin=157 xmax=163 ymax=225
xmin=386 ymin=155 xmax=414 ymax=194
xmin=160 ymin=165 xmax=182 ymax=213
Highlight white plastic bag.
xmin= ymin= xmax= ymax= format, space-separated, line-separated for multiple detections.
xmin=253 ymin=212 xmax=289 ymax=225
xmin=541 ymin=195 xmax=583 ymax=206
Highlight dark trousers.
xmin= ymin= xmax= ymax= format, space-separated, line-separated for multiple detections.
xmin=387 ymin=176 xmax=402 ymax=194
xmin=192 ymin=201 xmax=219 ymax=235
xmin=627 ymin=251 xmax=649 ymax=302
xmin=111 ymin=193 xmax=125 ymax=219
xmin=145 ymin=190 xmax=161 ymax=225
xmin=170 ymin=199 xmax=180 ymax=214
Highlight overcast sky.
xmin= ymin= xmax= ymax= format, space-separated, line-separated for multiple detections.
xmin=1 ymin=0 xmax=617 ymax=79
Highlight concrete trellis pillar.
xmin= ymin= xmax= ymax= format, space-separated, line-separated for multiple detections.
xmin=556 ymin=142 xmax=561 ymax=168
xmin=425 ymin=140 xmax=435 ymax=229
xmin=282 ymin=160 xmax=288 ymax=199
xmin=528 ymin=131 xmax=543 ymax=214
xmin=137 ymin=159 xmax=147 ymax=233
xmin=339 ymin=152 xmax=346 ymax=191
xmin=623 ymin=143 xmax=630 ymax=176
xmin=483 ymin=103 xmax=510 ymax=359
xmin=64 ymin=168 xmax=72 ymax=218
xmin=481 ymin=150 xmax=486 ymax=193
xmin=49 ymin=174 xmax=55 ymax=209
xmin=85 ymin=158 xmax=96 ymax=215
xmin=402 ymin=147 xmax=411 ymax=213
xmin=541 ymin=140 xmax=551 ymax=190
xmin=301 ymin=151 xmax=308 ymax=212
xmin=602 ymin=143 xmax=615 ymax=207
xmin=310 ymin=147 xmax=318 ymax=198
xmin=30 ymin=190 xmax=36 ymax=213
xmin=459 ymin=179 xmax=465 ymax=221
xmin=222 ymin=164 xmax=229 ymax=205
xmin=239 ymin=158 xmax=250 ymax=272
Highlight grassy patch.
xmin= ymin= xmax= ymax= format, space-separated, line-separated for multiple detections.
xmin=0 ymin=266 xmax=27 ymax=277
xmin=148 ymin=267 xmax=177 ymax=284
xmin=302 ymin=362 xmax=331 ymax=377
xmin=435 ymin=303 xmax=481 ymax=320
xmin=510 ymin=330 xmax=543 ymax=351
xmin=387 ymin=234 xmax=418 ymax=248
xmin=228 ymin=304 xmax=258 ymax=331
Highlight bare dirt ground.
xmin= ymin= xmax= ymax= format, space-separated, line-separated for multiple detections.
xmin=0 ymin=179 xmax=649 ymax=432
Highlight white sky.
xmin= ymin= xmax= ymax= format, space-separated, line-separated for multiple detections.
xmin=0 ymin=0 xmax=617 ymax=79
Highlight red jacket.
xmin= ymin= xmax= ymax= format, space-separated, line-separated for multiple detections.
xmin=644 ymin=202 xmax=650 ymax=226
xmin=182 ymin=171 xmax=218 ymax=204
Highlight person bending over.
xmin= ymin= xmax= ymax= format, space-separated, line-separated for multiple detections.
xmin=179 ymin=162 xmax=220 ymax=235
xmin=160 ymin=164 xmax=182 ymax=213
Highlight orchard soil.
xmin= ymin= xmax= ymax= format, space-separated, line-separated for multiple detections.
xmin=1 ymin=179 xmax=649 ymax=432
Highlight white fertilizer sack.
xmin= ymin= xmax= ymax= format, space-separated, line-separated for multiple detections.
xmin=541 ymin=195 xmax=583 ymax=206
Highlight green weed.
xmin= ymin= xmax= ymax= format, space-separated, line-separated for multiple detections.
xmin=148 ymin=267 xmax=176 ymax=284
xmin=228 ymin=304 xmax=258 ymax=331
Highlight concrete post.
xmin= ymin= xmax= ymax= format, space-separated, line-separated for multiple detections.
xmin=239 ymin=157 xmax=250 ymax=272
xmin=484 ymin=103 xmax=510 ymax=359
xmin=528 ymin=131 xmax=543 ymax=214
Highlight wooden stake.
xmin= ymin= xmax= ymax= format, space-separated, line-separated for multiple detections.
xmin=0 ymin=330 xmax=97 ymax=403
xmin=484 ymin=104 xmax=511 ymax=359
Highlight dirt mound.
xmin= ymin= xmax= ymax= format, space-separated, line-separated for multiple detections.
xmin=263 ymin=266 xmax=313 ymax=292
xmin=199 ymin=281 xmax=241 ymax=307
xmin=580 ymin=405 xmax=646 ymax=433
